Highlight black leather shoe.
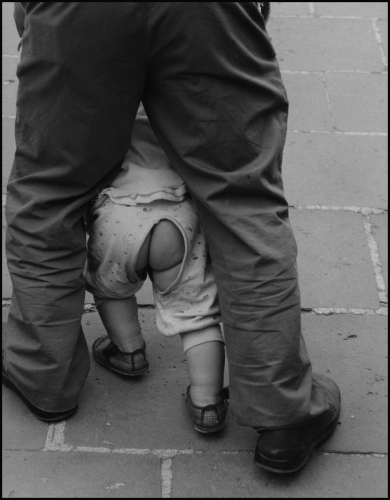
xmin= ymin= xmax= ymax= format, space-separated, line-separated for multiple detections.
xmin=255 ymin=374 xmax=341 ymax=473
xmin=2 ymin=358 xmax=78 ymax=422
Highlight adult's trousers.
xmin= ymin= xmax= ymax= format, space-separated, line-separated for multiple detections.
xmin=5 ymin=2 xmax=330 ymax=428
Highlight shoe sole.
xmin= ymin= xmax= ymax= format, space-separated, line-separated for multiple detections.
xmin=34 ymin=406 xmax=78 ymax=423
xmin=92 ymin=350 xmax=149 ymax=377
xmin=254 ymin=416 xmax=340 ymax=474
xmin=194 ymin=419 xmax=227 ymax=434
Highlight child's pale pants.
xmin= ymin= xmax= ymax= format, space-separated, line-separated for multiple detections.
xmin=85 ymin=196 xmax=223 ymax=353
xmin=5 ymin=2 xmax=331 ymax=428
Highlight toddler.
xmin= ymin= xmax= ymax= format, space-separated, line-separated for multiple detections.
xmin=84 ymin=103 xmax=227 ymax=433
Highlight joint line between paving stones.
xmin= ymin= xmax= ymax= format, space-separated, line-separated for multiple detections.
xmin=303 ymin=308 xmax=388 ymax=316
xmin=371 ymin=18 xmax=388 ymax=68
xmin=317 ymin=15 xmax=384 ymax=20
xmin=161 ymin=458 xmax=173 ymax=498
xmin=281 ymin=69 xmax=388 ymax=75
xmin=43 ymin=422 xmax=72 ymax=452
xmin=321 ymin=451 xmax=387 ymax=458
xmin=290 ymin=129 xmax=388 ymax=136
xmin=362 ymin=213 xmax=388 ymax=304
xmin=319 ymin=71 xmax=336 ymax=130
xmin=290 ymin=205 xmax=387 ymax=215
xmin=272 ymin=14 xmax=385 ymax=20
xmin=41 ymin=436 xmax=388 ymax=461
xmin=38 ymin=421 xmax=389 ymax=473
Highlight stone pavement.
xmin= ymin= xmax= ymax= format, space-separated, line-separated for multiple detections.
xmin=2 ymin=2 xmax=388 ymax=497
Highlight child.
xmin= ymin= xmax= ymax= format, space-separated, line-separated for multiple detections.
xmin=84 ymin=103 xmax=227 ymax=433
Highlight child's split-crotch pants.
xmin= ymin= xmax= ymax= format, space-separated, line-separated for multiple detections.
xmin=5 ymin=2 xmax=331 ymax=428
xmin=85 ymin=196 xmax=223 ymax=353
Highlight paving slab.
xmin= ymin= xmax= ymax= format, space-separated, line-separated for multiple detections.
xmin=2 ymin=79 xmax=17 ymax=117
xmin=371 ymin=214 xmax=388 ymax=291
xmin=302 ymin=313 xmax=388 ymax=453
xmin=281 ymin=73 xmax=333 ymax=132
xmin=270 ymin=2 xmax=311 ymax=17
xmin=283 ymin=132 xmax=387 ymax=209
xmin=2 ymin=117 xmax=16 ymax=193
xmin=289 ymin=209 xmax=380 ymax=309
xmin=2 ymin=2 xmax=20 ymax=56
xmin=65 ymin=310 xmax=258 ymax=452
xmin=313 ymin=2 xmax=388 ymax=19
xmin=2 ymin=391 xmax=50 ymax=451
xmin=268 ymin=17 xmax=384 ymax=72
xmin=325 ymin=72 xmax=388 ymax=133
xmin=2 ymin=450 xmax=161 ymax=498
xmin=171 ymin=452 xmax=388 ymax=498
xmin=136 ymin=277 xmax=154 ymax=305
xmin=2 ymin=55 xmax=18 ymax=81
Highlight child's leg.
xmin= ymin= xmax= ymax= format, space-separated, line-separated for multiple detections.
xmin=85 ymin=200 xmax=152 ymax=375
xmin=92 ymin=294 xmax=149 ymax=376
xmin=95 ymin=296 xmax=144 ymax=353
xmin=184 ymin=335 xmax=225 ymax=406
xmin=149 ymin=219 xmax=225 ymax=405
xmin=93 ymin=228 xmax=153 ymax=353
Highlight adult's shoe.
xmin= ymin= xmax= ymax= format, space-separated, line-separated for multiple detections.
xmin=2 ymin=358 xmax=78 ymax=422
xmin=255 ymin=374 xmax=341 ymax=473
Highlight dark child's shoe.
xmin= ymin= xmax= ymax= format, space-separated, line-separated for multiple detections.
xmin=186 ymin=385 xmax=228 ymax=433
xmin=254 ymin=374 xmax=341 ymax=473
xmin=2 ymin=357 xmax=78 ymax=422
xmin=92 ymin=335 xmax=149 ymax=376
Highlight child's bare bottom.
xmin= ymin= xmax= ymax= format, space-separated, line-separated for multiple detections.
xmin=85 ymin=197 xmax=224 ymax=405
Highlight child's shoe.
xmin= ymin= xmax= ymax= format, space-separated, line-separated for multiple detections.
xmin=92 ymin=335 xmax=149 ymax=376
xmin=186 ymin=385 xmax=228 ymax=433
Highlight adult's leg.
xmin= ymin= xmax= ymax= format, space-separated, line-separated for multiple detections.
xmin=142 ymin=2 xmax=334 ymax=430
xmin=4 ymin=2 xmax=145 ymax=412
